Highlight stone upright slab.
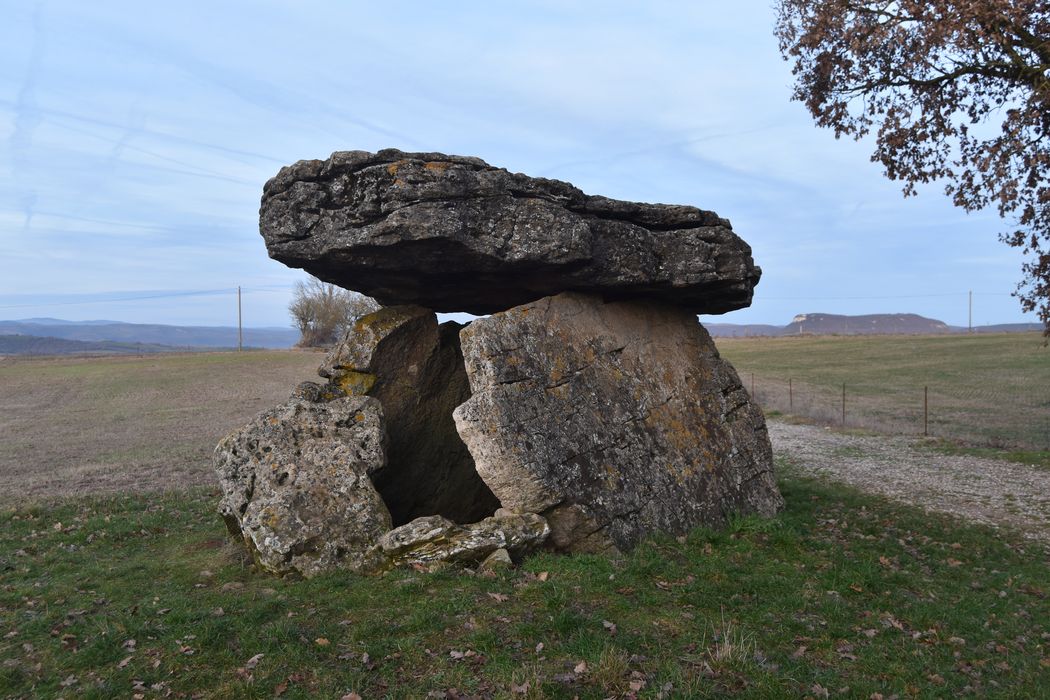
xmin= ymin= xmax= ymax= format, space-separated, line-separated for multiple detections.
xmin=215 ymin=394 xmax=391 ymax=577
xmin=453 ymin=292 xmax=783 ymax=552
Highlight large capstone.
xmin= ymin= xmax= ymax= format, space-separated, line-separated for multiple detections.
xmin=319 ymin=305 xmax=499 ymax=525
xmin=260 ymin=149 xmax=760 ymax=315
xmin=214 ymin=393 xmax=391 ymax=577
xmin=453 ymin=292 xmax=783 ymax=552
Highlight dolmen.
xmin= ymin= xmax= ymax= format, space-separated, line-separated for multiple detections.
xmin=215 ymin=149 xmax=784 ymax=577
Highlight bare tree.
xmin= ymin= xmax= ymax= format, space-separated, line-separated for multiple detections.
xmin=289 ymin=277 xmax=379 ymax=348
xmin=774 ymin=0 xmax=1050 ymax=335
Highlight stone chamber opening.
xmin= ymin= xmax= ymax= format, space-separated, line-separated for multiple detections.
xmin=341 ymin=312 xmax=500 ymax=527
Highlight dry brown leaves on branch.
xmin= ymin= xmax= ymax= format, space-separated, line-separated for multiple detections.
xmin=775 ymin=0 xmax=1050 ymax=336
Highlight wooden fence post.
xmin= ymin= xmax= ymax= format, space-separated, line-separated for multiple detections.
xmin=841 ymin=383 xmax=846 ymax=426
xmin=924 ymin=385 xmax=929 ymax=437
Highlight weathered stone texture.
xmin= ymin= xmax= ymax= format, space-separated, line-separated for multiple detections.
xmin=319 ymin=305 xmax=499 ymax=525
xmin=372 ymin=513 xmax=550 ymax=569
xmin=214 ymin=393 xmax=390 ymax=577
xmin=260 ymin=149 xmax=760 ymax=315
xmin=453 ymin=292 xmax=783 ymax=552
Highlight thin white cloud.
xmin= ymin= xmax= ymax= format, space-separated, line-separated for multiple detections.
xmin=0 ymin=0 xmax=1037 ymax=326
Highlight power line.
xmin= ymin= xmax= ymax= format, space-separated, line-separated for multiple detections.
xmin=0 ymin=288 xmax=241 ymax=309
xmin=0 ymin=287 xmax=1021 ymax=311
xmin=759 ymin=291 xmax=1012 ymax=301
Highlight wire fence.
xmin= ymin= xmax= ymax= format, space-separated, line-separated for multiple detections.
xmin=745 ymin=372 xmax=1050 ymax=450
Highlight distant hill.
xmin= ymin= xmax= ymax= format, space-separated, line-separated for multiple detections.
xmin=14 ymin=317 xmax=120 ymax=326
xmin=707 ymin=312 xmax=1039 ymax=337
xmin=784 ymin=313 xmax=951 ymax=335
xmin=966 ymin=322 xmax=1044 ymax=334
xmin=0 ymin=319 xmax=300 ymax=349
xmin=0 ymin=334 xmax=188 ymax=356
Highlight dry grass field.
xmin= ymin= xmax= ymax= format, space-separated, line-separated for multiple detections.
xmin=0 ymin=350 xmax=320 ymax=503
xmin=716 ymin=332 xmax=1050 ymax=449
xmin=2 ymin=333 xmax=1045 ymax=505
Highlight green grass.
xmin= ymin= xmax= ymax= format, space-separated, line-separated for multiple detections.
xmin=3 ymin=469 xmax=1048 ymax=698
xmin=716 ymin=333 xmax=1050 ymax=449
xmin=919 ymin=439 xmax=1050 ymax=472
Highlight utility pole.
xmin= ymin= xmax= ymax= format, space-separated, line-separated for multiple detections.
xmin=237 ymin=286 xmax=243 ymax=352
xmin=968 ymin=290 xmax=973 ymax=333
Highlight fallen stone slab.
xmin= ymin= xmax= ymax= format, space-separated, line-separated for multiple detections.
xmin=453 ymin=292 xmax=783 ymax=552
xmin=371 ymin=513 xmax=550 ymax=569
xmin=260 ymin=149 xmax=760 ymax=315
xmin=214 ymin=392 xmax=391 ymax=577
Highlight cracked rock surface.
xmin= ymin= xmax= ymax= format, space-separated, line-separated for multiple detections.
xmin=371 ymin=513 xmax=550 ymax=569
xmin=214 ymin=393 xmax=391 ymax=577
xmin=319 ymin=305 xmax=499 ymax=525
xmin=454 ymin=292 xmax=783 ymax=552
xmin=260 ymin=149 xmax=760 ymax=315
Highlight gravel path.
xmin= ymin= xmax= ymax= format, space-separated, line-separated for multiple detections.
xmin=768 ymin=420 xmax=1050 ymax=543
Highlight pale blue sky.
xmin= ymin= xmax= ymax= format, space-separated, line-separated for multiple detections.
xmin=0 ymin=0 xmax=1035 ymax=328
